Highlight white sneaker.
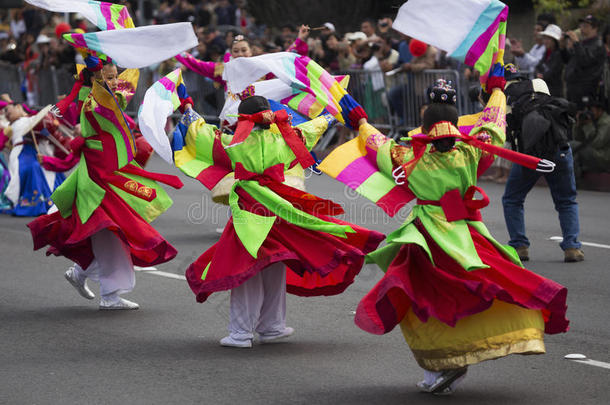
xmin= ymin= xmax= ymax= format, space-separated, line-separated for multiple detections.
xmin=259 ymin=327 xmax=294 ymax=343
xmin=64 ymin=267 xmax=95 ymax=300
xmin=220 ymin=336 xmax=252 ymax=348
xmin=99 ymin=297 xmax=139 ymax=310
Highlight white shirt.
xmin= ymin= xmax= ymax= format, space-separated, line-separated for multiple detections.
xmin=515 ymin=43 xmax=546 ymax=76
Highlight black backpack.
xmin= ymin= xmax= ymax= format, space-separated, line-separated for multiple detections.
xmin=506 ymin=82 xmax=575 ymax=159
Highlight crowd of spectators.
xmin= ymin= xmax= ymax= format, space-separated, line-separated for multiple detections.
xmin=1 ymin=1 xmax=609 ymax=177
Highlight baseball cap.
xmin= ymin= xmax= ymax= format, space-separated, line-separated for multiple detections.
xmin=579 ymin=14 xmax=599 ymax=27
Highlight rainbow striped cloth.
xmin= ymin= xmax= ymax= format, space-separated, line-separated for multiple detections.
xmin=223 ymin=52 xmax=348 ymax=125
xmin=62 ymin=22 xmax=198 ymax=68
xmin=25 ymin=0 xmax=134 ymax=30
xmin=393 ymin=0 xmax=507 ymax=89
xmin=138 ymin=69 xmax=185 ymax=164
xmin=318 ymin=124 xmax=416 ymax=217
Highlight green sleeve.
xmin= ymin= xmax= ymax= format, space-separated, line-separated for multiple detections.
xmin=295 ymin=115 xmax=333 ymax=151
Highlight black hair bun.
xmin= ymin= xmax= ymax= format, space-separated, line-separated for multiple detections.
xmin=428 ymin=79 xmax=457 ymax=105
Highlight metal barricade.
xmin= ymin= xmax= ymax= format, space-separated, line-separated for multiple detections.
xmin=384 ymin=69 xmax=467 ymax=135
xmin=344 ymin=69 xmax=393 ymax=130
xmin=182 ymin=70 xmax=225 ymax=117
xmin=0 ymin=62 xmax=24 ymax=103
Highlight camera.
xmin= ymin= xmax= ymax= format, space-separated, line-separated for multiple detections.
xmin=369 ymin=42 xmax=381 ymax=51
xmin=579 ymin=109 xmax=594 ymax=122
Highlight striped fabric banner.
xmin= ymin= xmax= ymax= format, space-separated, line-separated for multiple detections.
xmin=138 ymin=69 xmax=185 ymax=163
xmin=25 ymin=0 xmax=134 ymax=31
xmin=223 ymin=52 xmax=349 ymax=125
xmin=62 ymin=23 xmax=198 ymax=68
xmin=393 ymin=0 xmax=508 ymax=89
xmin=319 ymin=123 xmax=415 ymax=216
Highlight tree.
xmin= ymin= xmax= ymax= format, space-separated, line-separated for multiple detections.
xmin=247 ymin=0 xmax=397 ymax=33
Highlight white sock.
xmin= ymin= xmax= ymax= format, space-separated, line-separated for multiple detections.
xmin=72 ymin=264 xmax=87 ymax=284
xmin=423 ymin=370 xmax=442 ymax=385
xmin=101 ymin=292 xmax=121 ymax=304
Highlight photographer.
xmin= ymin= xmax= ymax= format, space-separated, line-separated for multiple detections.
xmin=501 ymin=68 xmax=584 ymax=263
xmin=571 ymin=100 xmax=610 ymax=176
xmin=561 ymin=15 xmax=605 ymax=110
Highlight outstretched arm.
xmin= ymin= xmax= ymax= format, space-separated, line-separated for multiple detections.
xmin=175 ymin=52 xmax=225 ymax=87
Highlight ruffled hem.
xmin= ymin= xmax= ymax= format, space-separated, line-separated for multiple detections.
xmin=186 ymin=216 xmax=384 ymax=303
xmin=28 ymin=190 xmax=177 ymax=269
xmin=355 ymin=218 xmax=569 ymax=335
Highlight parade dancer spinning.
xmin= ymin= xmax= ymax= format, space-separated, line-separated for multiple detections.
xmin=141 ymin=72 xmax=383 ymax=346
xmin=320 ymin=76 xmax=569 ymax=394
xmin=28 ymin=56 xmax=184 ymax=310
xmin=1 ymin=101 xmax=68 ymax=216
xmin=176 ymin=28 xmax=312 ymax=207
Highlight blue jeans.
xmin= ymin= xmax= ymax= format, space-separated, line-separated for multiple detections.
xmin=502 ymin=146 xmax=581 ymax=251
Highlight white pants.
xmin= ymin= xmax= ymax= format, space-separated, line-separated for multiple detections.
xmin=228 ymin=262 xmax=286 ymax=340
xmin=73 ymin=228 xmax=135 ymax=299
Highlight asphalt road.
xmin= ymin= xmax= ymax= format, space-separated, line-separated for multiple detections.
xmin=1 ymin=155 xmax=608 ymax=405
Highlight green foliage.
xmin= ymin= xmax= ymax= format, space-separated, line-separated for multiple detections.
xmin=533 ymin=0 xmax=592 ymax=14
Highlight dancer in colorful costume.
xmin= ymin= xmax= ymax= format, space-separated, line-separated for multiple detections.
xmin=176 ymin=27 xmax=311 ymax=204
xmin=28 ymin=56 xmax=184 ymax=310
xmin=1 ymin=101 xmax=68 ymax=216
xmin=141 ymin=71 xmax=383 ymax=346
xmin=176 ymin=26 xmax=310 ymax=94
xmin=0 ymin=112 xmax=14 ymax=212
xmin=320 ymin=77 xmax=569 ymax=394
xmin=55 ymin=63 xmax=154 ymax=168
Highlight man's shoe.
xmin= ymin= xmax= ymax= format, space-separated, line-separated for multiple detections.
xmin=64 ymin=267 xmax=95 ymax=300
xmin=99 ymin=297 xmax=139 ymax=310
xmin=259 ymin=327 xmax=295 ymax=343
xmin=220 ymin=336 xmax=252 ymax=348
xmin=515 ymin=246 xmax=529 ymax=262
xmin=564 ymin=248 xmax=585 ymax=263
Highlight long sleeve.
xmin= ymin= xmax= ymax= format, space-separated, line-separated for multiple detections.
xmin=573 ymin=40 xmax=606 ymax=69
xmin=468 ymin=88 xmax=507 ymax=147
xmin=295 ymin=114 xmax=336 ymax=151
xmin=515 ymin=44 xmax=545 ymax=73
xmin=319 ymin=122 xmax=416 ymax=216
xmin=175 ymin=52 xmax=225 ymax=87
xmin=286 ymin=37 xmax=308 ymax=57
xmin=172 ymin=108 xmax=233 ymax=190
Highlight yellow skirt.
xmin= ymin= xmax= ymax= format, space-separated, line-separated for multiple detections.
xmin=400 ymin=300 xmax=545 ymax=371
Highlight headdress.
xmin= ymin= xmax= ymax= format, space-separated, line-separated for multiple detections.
xmin=233 ymin=34 xmax=246 ymax=44
xmin=428 ymin=79 xmax=457 ymax=104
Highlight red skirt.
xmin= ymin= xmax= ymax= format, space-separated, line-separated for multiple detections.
xmin=355 ymin=219 xmax=569 ymax=336
xmin=28 ymin=176 xmax=177 ymax=270
xmin=186 ymin=190 xmax=385 ymax=303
